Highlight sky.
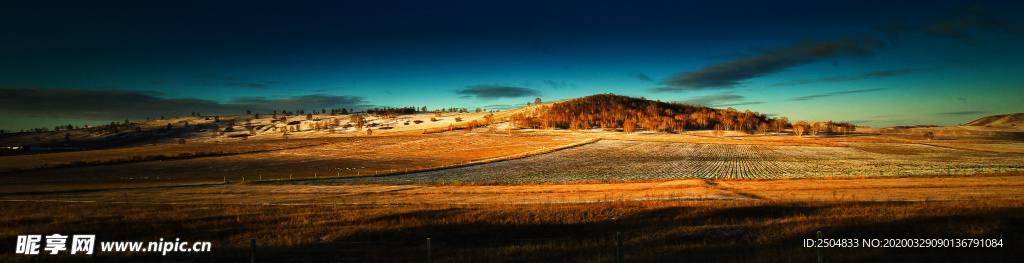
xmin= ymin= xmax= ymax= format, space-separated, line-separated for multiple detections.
xmin=2 ymin=0 xmax=1023 ymax=131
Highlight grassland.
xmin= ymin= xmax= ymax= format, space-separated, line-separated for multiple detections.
xmin=3 ymin=114 xmax=1024 ymax=262
xmin=320 ymin=140 xmax=1024 ymax=184
xmin=2 ymin=198 xmax=1021 ymax=262
xmin=8 ymin=172 xmax=1024 ymax=205
xmin=0 ymin=133 xmax=587 ymax=193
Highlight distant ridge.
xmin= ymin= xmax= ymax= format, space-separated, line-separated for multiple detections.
xmin=964 ymin=113 xmax=1024 ymax=127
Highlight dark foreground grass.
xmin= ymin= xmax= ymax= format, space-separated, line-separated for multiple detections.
xmin=1 ymin=200 xmax=1021 ymax=262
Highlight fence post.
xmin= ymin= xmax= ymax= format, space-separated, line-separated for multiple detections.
xmin=816 ymin=231 xmax=824 ymax=263
xmin=250 ymin=238 xmax=256 ymax=263
xmin=616 ymin=232 xmax=623 ymax=263
xmin=427 ymin=238 xmax=432 ymax=263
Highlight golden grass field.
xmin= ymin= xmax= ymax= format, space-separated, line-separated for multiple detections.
xmin=0 ymin=133 xmax=588 ymax=193
xmin=2 ymin=114 xmax=1024 ymax=262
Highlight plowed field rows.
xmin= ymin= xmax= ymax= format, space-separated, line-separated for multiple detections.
xmin=324 ymin=140 xmax=1024 ymax=184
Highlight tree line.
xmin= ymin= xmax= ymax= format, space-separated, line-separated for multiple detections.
xmin=507 ymin=94 xmax=854 ymax=136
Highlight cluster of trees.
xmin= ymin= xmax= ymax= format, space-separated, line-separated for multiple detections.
xmin=12 ymin=124 xmax=80 ymax=134
xmin=327 ymin=108 xmax=351 ymax=115
xmin=506 ymin=94 xmax=855 ymax=136
xmin=92 ymin=120 xmax=138 ymax=134
xmin=350 ymin=114 xmax=367 ymax=130
xmin=439 ymin=107 xmax=473 ymax=113
xmin=462 ymin=113 xmax=497 ymax=132
xmin=276 ymin=117 xmax=344 ymax=135
xmin=509 ymin=94 xmax=777 ymax=133
xmin=366 ymin=107 xmax=418 ymax=119
xmin=790 ymin=121 xmax=856 ymax=137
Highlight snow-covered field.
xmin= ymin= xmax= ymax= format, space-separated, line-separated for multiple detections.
xmin=324 ymin=140 xmax=1024 ymax=184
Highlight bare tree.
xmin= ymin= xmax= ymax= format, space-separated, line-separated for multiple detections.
xmin=809 ymin=122 xmax=821 ymax=136
xmin=351 ymin=114 xmax=366 ymax=130
xmin=792 ymin=121 xmax=808 ymax=137
xmin=211 ymin=123 xmax=220 ymax=137
xmin=840 ymin=123 xmax=856 ymax=135
xmin=772 ymin=117 xmax=789 ymax=133
xmin=623 ymin=119 xmax=637 ymax=133
xmin=757 ymin=122 xmax=770 ymax=135
xmin=713 ymin=123 xmax=725 ymax=137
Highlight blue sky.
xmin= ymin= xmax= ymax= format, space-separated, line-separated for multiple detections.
xmin=2 ymin=0 xmax=1023 ymax=131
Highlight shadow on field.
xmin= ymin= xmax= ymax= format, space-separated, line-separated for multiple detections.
xmin=0 ymin=183 xmax=223 ymax=196
xmin=249 ymin=204 xmax=1024 ymax=263
xmin=4 ymin=202 xmax=1022 ymax=263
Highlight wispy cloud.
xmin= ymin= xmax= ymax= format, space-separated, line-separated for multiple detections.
xmin=872 ymin=22 xmax=913 ymax=42
xmin=717 ymin=101 xmax=765 ymax=107
xmin=771 ymin=67 xmax=942 ymax=87
xmin=875 ymin=7 xmax=1024 ymax=45
xmin=925 ymin=6 xmax=1024 ymax=43
xmin=629 ymin=72 xmax=653 ymax=82
xmin=229 ymin=95 xmax=368 ymax=111
xmin=653 ymin=37 xmax=883 ymax=92
xmin=0 ymin=87 xmax=367 ymax=120
xmin=677 ymin=94 xmax=742 ymax=106
xmin=454 ymin=85 xmax=541 ymax=99
xmin=790 ymin=88 xmax=885 ymax=101
xmin=543 ymin=80 xmax=577 ymax=89
xmin=188 ymin=73 xmax=283 ymax=89
xmin=936 ymin=111 xmax=987 ymax=116
xmin=223 ymin=82 xmax=270 ymax=88
xmin=483 ymin=104 xmax=517 ymax=111
xmin=676 ymin=94 xmax=763 ymax=107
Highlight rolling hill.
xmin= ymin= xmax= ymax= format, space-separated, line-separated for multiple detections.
xmin=964 ymin=113 xmax=1024 ymax=131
